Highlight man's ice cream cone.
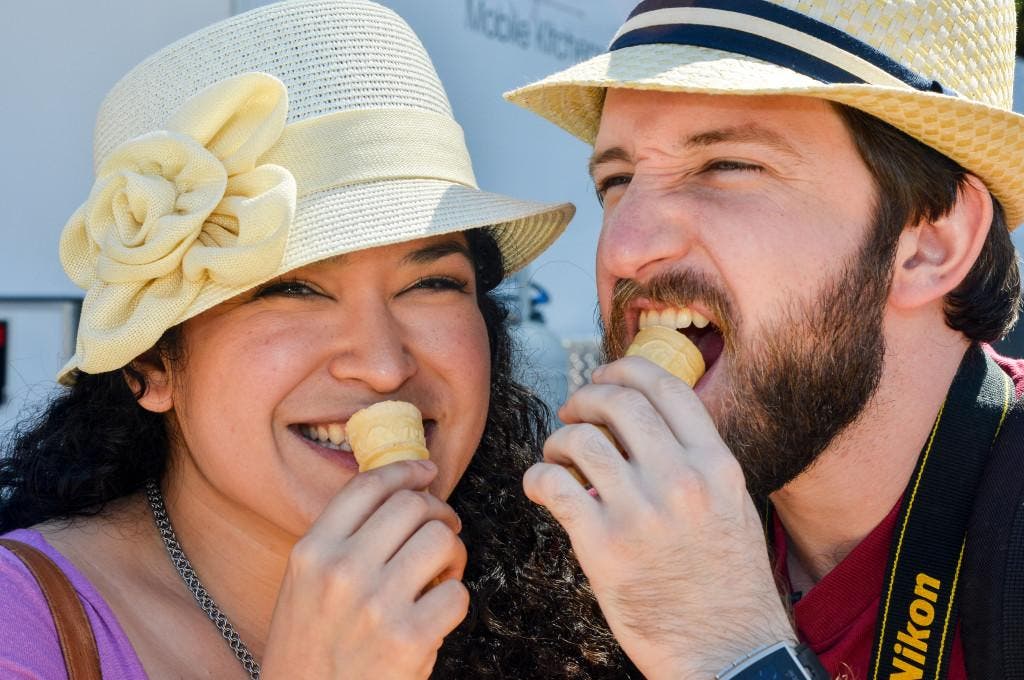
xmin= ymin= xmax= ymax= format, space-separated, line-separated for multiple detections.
xmin=567 ymin=327 xmax=706 ymax=486
xmin=347 ymin=400 xmax=429 ymax=472
xmin=625 ymin=325 xmax=705 ymax=387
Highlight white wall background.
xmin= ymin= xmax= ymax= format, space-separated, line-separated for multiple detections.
xmin=0 ymin=0 xmax=233 ymax=430
xmin=0 ymin=0 xmax=232 ymax=298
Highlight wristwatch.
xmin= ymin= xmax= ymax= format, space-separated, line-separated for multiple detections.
xmin=715 ymin=641 xmax=829 ymax=679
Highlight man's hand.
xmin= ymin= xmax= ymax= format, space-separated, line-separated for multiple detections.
xmin=523 ymin=356 xmax=796 ymax=679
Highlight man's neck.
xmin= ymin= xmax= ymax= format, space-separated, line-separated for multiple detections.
xmin=770 ymin=329 xmax=971 ymax=587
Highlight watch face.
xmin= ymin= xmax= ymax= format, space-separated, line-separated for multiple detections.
xmin=739 ymin=648 xmax=806 ymax=679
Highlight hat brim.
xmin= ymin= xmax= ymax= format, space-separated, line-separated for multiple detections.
xmin=57 ymin=177 xmax=572 ymax=384
xmin=184 ymin=178 xmax=574 ymax=324
xmin=506 ymin=43 xmax=1024 ymax=227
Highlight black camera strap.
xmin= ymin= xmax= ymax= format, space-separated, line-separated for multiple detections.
xmin=868 ymin=344 xmax=1013 ymax=679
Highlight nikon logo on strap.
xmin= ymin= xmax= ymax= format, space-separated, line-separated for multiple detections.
xmin=870 ymin=345 xmax=1012 ymax=680
xmin=890 ymin=573 xmax=941 ymax=678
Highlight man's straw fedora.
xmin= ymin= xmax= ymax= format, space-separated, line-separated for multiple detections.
xmin=58 ymin=0 xmax=574 ymax=383
xmin=506 ymin=0 xmax=1024 ymax=226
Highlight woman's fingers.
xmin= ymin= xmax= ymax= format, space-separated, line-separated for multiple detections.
xmin=266 ymin=463 xmax=468 ymax=680
xmin=383 ymin=517 xmax=468 ymax=598
xmin=410 ymin=579 xmax=471 ymax=647
xmin=304 ymin=460 xmax=439 ymax=543
xmin=348 ymin=488 xmax=462 ymax=566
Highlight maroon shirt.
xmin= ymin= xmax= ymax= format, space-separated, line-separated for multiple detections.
xmin=771 ymin=346 xmax=1024 ymax=679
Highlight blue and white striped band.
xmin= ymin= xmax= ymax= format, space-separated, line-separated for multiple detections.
xmin=609 ymin=0 xmax=956 ymax=95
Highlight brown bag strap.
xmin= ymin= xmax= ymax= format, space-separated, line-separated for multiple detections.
xmin=0 ymin=538 xmax=102 ymax=680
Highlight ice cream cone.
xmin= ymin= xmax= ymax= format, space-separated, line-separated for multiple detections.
xmin=347 ymin=400 xmax=429 ymax=472
xmin=626 ymin=325 xmax=705 ymax=387
xmin=568 ymin=327 xmax=705 ymax=486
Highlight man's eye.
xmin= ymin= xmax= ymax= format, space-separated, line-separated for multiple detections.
xmin=253 ymin=280 xmax=319 ymax=298
xmin=705 ymin=160 xmax=763 ymax=173
xmin=595 ymin=175 xmax=632 ymax=205
xmin=409 ymin=276 xmax=469 ymax=293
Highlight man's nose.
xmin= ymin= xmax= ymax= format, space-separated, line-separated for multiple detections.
xmin=597 ymin=184 xmax=697 ymax=282
xmin=325 ymin=303 xmax=416 ymax=394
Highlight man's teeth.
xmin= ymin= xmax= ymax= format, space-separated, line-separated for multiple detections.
xmin=638 ymin=307 xmax=710 ymax=330
xmin=302 ymin=423 xmax=351 ymax=451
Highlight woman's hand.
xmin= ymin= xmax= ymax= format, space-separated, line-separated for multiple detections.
xmin=523 ymin=357 xmax=795 ymax=680
xmin=261 ymin=460 xmax=468 ymax=679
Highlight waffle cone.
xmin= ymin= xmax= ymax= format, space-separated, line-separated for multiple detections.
xmin=347 ymin=400 xmax=430 ymax=472
xmin=570 ymin=327 xmax=706 ymax=486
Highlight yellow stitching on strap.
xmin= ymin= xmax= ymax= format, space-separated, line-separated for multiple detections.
xmin=935 ymin=538 xmax=967 ymax=679
xmin=995 ymin=368 xmax=1013 ymax=440
xmin=871 ymin=398 xmax=946 ymax=680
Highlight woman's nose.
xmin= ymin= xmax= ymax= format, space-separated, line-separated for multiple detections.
xmin=325 ymin=305 xmax=416 ymax=394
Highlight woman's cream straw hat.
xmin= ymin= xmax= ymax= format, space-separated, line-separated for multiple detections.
xmin=58 ymin=0 xmax=574 ymax=384
xmin=506 ymin=0 xmax=1024 ymax=225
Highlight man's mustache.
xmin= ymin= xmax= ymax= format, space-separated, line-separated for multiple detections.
xmin=605 ymin=271 xmax=738 ymax=359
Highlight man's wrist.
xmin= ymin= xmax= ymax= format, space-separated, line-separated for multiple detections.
xmin=715 ymin=641 xmax=829 ymax=679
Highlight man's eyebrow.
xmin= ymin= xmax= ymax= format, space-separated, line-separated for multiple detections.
xmin=588 ymin=146 xmax=632 ymax=179
xmin=588 ymin=125 xmax=803 ymax=179
xmin=682 ymin=125 xmax=802 ymax=159
xmin=401 ymin=238 xmax=472 ymax=265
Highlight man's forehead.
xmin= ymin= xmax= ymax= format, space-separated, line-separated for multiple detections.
xmin=590 ymin=91 xmax=840 ymax=172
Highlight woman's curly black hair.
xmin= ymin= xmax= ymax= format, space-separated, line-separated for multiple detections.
xmin=0 ymin=228 xmax=638 ymax=679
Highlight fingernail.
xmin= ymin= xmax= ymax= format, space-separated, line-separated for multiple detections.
xmin=416 ymin=459 xmax=436 ymax=472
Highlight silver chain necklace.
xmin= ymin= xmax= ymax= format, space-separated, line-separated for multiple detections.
xmin=145 ymin=479 xmax=262 ymax=680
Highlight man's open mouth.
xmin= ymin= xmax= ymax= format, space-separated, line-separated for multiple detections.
xmin=638 ymin=306 xmax=725 ymax=372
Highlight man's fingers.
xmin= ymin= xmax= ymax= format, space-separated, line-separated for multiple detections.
xmin=558 ymin=381 xmax=675 ymax=465
xmin=545 ymin=419 xmax=635 ymax=489
xmin=592 ymin=356 xmax=727 ymax=453
xmin=523 ymin=460 xmax=598 ymax=529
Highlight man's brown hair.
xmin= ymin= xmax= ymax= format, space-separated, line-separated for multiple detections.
xmin=835 ymin=103 xmax=1021 ymax=342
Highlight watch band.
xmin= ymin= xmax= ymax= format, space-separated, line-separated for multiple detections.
xmin=716 ymin=641 xmax=829 ymax=679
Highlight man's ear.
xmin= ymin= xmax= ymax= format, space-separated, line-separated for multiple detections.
xmin=888 ymin=174 xmax=993 ymax=311
xmin=128 ymin=350 xmax=175 ymax=413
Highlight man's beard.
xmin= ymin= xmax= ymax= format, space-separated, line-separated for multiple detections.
xmin=602 ymin=219 xmax=894 ymax=499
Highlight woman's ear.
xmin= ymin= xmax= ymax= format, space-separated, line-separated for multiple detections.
xmin=128 ymin=350 xmax=175 ymax=413
xmin=888 ymin=174 xmax=993 ymax=311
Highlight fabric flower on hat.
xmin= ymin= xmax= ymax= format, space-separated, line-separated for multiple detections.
xmin=59 ymin=73 xmax=296 ymax=380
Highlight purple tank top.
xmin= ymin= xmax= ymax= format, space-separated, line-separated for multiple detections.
xmin=0 ymin=528 xmax=148 ymax=679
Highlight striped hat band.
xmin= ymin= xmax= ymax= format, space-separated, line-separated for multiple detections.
xmin=610 ymin=0 xmax=956 ymax=95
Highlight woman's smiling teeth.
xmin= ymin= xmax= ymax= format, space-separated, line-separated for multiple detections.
xmin=639 ymin=306 xmax=710 ymax=330
xmin=300 ymin=423 xmax=352 ymax=452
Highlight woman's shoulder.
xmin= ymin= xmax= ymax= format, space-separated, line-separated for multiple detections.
xmin=0 ymin=527 xmax=149 ymax=679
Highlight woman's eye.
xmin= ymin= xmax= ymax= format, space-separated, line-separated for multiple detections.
xmin=408 ymin=276 xmax=469 ymax=293
xmin=253 ymin=280 xmax=320 ymax=298
xmin=595 ymin=175 xmax=632 ymax=205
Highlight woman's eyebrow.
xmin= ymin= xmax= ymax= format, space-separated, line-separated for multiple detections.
xmin=401 ymin=238 xmax=472 ymax=265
